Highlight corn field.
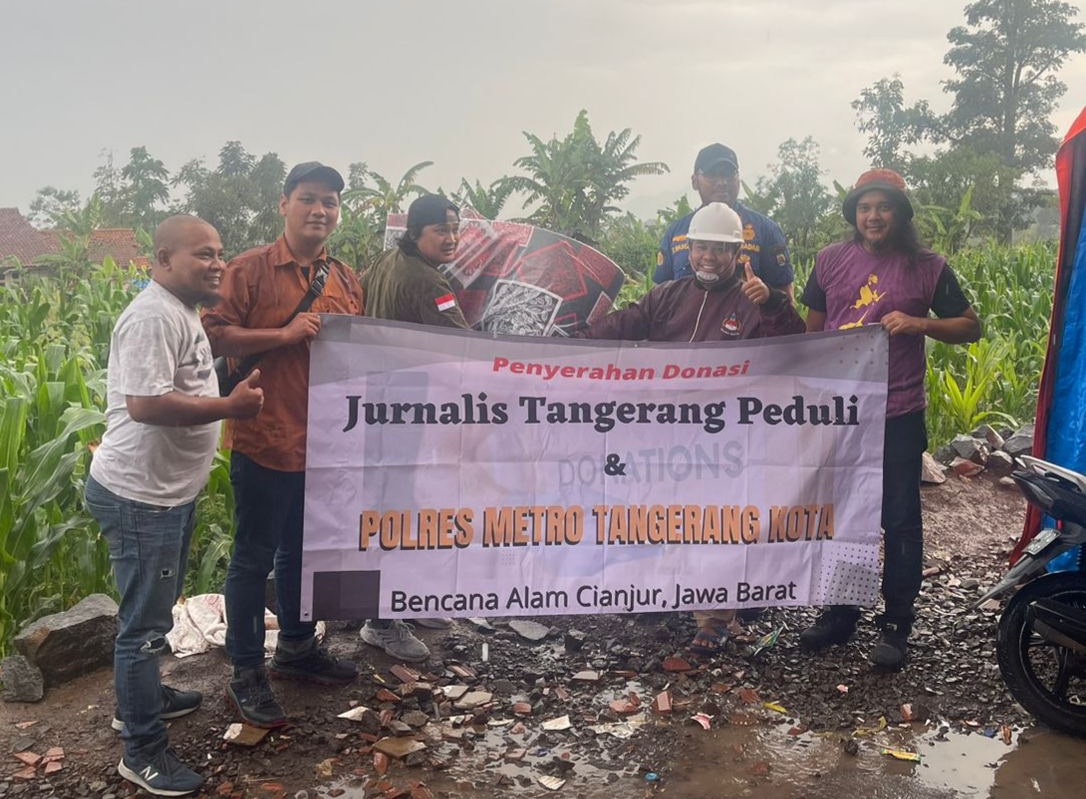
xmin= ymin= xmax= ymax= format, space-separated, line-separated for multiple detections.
xmin=0 ymin=260 xmax=235 ymax=656
xmin=0 ymin=242 xmax=1057 ymax=656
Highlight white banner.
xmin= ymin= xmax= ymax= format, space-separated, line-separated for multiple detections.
xmin=300 ymin=318 xmax=888 ymax=621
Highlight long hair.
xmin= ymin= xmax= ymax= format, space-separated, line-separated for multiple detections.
xmin=398 ymin=226 xmax=424 ymax=258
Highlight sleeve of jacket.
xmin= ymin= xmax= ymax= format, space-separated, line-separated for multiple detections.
xmin=580 ymin=291 xmax=654 ymax=340
xmin=757 ymin=291 xmax=806 ymax=337
xmin=652 ymin=228 xmax=674 ymax=284
xmin=414 ymin=273 xmax=470 ymax=329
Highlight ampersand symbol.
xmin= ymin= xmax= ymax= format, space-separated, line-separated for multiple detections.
xmin=604 ymin=454 xmax=627 ymax=476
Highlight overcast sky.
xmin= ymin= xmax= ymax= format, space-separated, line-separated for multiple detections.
xmin=2 ymin=0 xmax=1085 ymax=219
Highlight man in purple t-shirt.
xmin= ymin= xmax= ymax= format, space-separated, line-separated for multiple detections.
xmin=799 ymin=169 xmax=981 ymax=670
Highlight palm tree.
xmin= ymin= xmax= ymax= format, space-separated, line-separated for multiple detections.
xmin=342 ymin=161 xmax=433 ymax=218
xmin=583 ymin=126 xmax=668 ymax=230
xmin=506 ymin=110 xmax=667 ymax=238
xmin=453 ymin=178 xmax=516 ymax=219
xmin=505 ymin=126 xmax=589 ymax=231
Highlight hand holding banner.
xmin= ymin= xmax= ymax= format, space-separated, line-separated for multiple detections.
xmin=301 ymin=319 xmax=888 ymax=622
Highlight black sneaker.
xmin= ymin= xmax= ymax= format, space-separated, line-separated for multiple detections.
xmin=117 ymin=747 xmax=203 ymax=797
xmin=226 ymin=667 xmax=288 ymax=728
xmin=799 ymin=606 xmax=860 ymax=650
xmin=870 ymin=619 xmax=910 ymax=670
xmin=268 ymin=643 xmax=358 ymax=685
xmin=112 ymin=684 xmax=203 ymax=732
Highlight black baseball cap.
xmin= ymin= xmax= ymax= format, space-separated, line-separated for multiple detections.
xmin=694 ymin=143 xmax=739 ymax=174
xmin=407 ymin=194 xmax=459 ymax=228
xmin=284 ymin=161 xmax=345 ymax=196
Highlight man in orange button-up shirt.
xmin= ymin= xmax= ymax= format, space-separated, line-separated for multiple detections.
xmin=202 ymin=162 xmax=362 ymax=728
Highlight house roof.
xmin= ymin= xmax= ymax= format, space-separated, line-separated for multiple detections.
xmin=0 ymin=207 xmax=58 ymax=264
xmin=87 ymin=228 xmax=147 ymax=268
xmin=0 ymin=207 xmax=149 ymax=268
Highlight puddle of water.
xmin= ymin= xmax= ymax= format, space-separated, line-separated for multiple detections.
xmin=328 ymin=686 xmax=1086 ymax=799
xmin=671 ymin=721 xmax=1086 ymax=799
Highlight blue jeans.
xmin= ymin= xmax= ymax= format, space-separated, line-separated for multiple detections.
xmin=84 ymin=476 xmax=194 ymax=760
xmin=224 ymin=452 xmax=315 ymax=669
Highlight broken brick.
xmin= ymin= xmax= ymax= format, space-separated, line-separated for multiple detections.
xmin=14 ymin=752 xmax=41 ymax=767
xmin=738 ymin=688 xmax=761 ymax=705
xmin=609 ymin=699 xmax=639 ymax=716
xmin=390 ymin=665 xmax=421 ymax=683
xmin=652 ymin=691 xmax=673 ymax=714
xmin=374 ymin=751 xmax=389 ymax=776
xmin=662 ymin=656 xmax=692 ymax=672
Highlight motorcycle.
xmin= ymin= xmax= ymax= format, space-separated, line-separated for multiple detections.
xmin=976 ymin=455 xmax=1086 ymax=737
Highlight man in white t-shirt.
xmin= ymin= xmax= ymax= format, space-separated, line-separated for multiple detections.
xmin=84 ymin=215 xmax=264 ymax=797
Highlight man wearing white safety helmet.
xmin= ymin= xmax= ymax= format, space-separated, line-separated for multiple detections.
xmin=579 ymin=202 xmax=805 ymax=655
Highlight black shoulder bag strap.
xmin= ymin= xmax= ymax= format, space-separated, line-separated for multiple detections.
xmin=216 ymin=260 xmax=332 ymax=396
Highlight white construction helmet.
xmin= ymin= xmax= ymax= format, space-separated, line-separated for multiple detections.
xmin=687 ymin=202 xmax=743 ymax=243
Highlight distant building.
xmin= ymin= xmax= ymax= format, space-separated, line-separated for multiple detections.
xmin=0 ymin=207 xmax=149 ymax=283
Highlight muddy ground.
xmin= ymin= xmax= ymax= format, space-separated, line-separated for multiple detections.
xmin=1 ymin=472 xmax=1080 ymax=798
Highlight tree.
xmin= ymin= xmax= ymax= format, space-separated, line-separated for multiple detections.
xmin=452 ymin=178 xmax=515 ymax=219
xmin=506 ymin=110 xmax=668 ymax=238
xmin=907 ymin=145 xmax=1021 ymax=247
xmin=943 ymin=0 xmax=1084 ymax=242
xmin=851 ymin=76 xmax=937 ymax=171
xmin=27 ymin=187 xmax=82 ymax=228
xmin=92 ymin=150 xmax=124 ymax=225
xmin=851 ymin=2 xmax=1084 ymax=243
xmin=330 ymin=163 xmax=433 ymax=272
xmin=943 ymin=0 xmax=1086 ymax=173
xmin=174 ymin=142 xmax=286 ymax=256
xmin=118 ymin=146 xmax=170 ymax=230
xmin=341 ymin=162 xmax=432 ymax=219
xmin=750 ymin=137 xmax=834 ymax=261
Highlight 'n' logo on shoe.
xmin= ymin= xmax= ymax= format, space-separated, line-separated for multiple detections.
xmin=140 ymin=766 xmax=160 ymax=782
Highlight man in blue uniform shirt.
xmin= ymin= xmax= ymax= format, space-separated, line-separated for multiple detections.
xmin=654 ymin=143 xmax=794 ymax=300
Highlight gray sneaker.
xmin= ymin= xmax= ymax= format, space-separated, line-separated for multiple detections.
xmin=360 ymin=620 xmax=430 ymax=662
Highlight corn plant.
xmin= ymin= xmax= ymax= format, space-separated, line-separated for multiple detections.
xmin=0 ymin=260 xmax=239 ymax=656
xmin=0 ymin=351 xmax=108 ymax=651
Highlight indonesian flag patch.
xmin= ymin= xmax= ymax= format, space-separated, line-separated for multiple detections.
xmin=721 ymin=313 xmax=742 ymax=336
xmin=435 ymin=293 xmax=457 ymax=312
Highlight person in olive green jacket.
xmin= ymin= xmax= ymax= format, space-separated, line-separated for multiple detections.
xmin=357 ymin=194 xmax=467 ymax=661
xmin=361 ymin=194 xmax=469 ymax=329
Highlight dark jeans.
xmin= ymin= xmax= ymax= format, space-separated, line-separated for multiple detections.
xmin=84 ymin=476 xmax=194 ymax=760
xmin=224 ymin=452 xmax=315 ymax=669
xmin=880 ymin=410 xmax=927 ymax=622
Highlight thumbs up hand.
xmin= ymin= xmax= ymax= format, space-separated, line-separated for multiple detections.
xmin=740 ymin=262 xmax=771 ymax=306
xmin=228 ymin=368 xmax=265 ymax=419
